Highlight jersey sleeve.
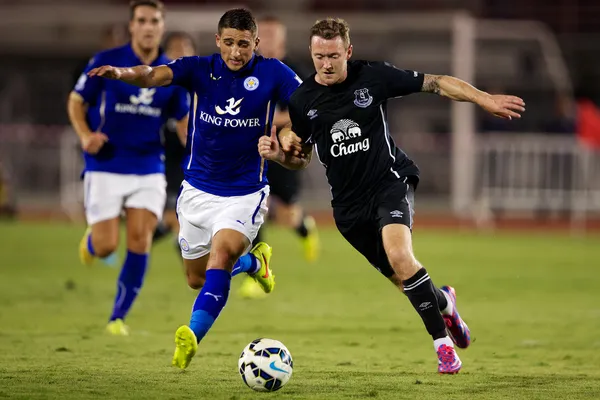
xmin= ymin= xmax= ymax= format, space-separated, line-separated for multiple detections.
xmin=370 ymin=61 xmax=424 ymax=98
xmin=73 ymin=53 xmax=105 ymax=104
xmin=167 ymin=56 xmax=200 ymax=92
xmin=288 ymin=95 xmax=313 ymax=145
xmin=170 ymin=87 xmax=191 ymax=121
xmin=274 ymin=60 xmax=303 ymax=106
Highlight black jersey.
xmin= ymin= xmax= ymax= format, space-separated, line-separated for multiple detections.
xmin=288 ymin=60 xmax=423 ymax=207
xmin=162 ymin=118 xmax=186 ymax=193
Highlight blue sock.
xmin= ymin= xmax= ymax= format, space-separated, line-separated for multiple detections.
xmin=87 ymin=234 xmax=96 ymax=256
xmin=189 ymin=269 xmax=231 ymax=343
xmin=109 ymin=251 xmax=148 ymax=321
xmin=231 ymin=254 xmax=259 ymax=277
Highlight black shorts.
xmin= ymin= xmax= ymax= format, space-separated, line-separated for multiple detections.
xmin=266 ymin=161 xmax=301 ymax=205
xmin=333 ymin=177 xmax=415 ymax=278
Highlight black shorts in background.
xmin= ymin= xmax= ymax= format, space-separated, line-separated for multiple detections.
xmin=333 ymin=177 xmax=416 ymax=277
xmin=266 ymin=161 xmax=301 ymax=205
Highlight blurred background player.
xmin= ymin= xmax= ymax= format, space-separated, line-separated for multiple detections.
xmin=152 ymin=31 xmax=197 ymax=257
xmin=71 ymin=24 xmax=129 ymax=88
xmin=238 ymin=16 xmax=319 ymax=299
xmin=254 ymin=16 xmax=319 ymax=263
xmin=67 ymin=0 xmax=189 ymax=336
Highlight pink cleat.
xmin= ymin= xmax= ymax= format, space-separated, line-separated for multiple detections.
xmin=440 ymin=286 xmax=471 ymax=349
xmin=437 ymin=344 xmax=462 ymax=374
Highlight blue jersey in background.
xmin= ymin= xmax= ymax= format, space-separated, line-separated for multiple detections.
xmin=74 ymin=43 xmax=190 ymax=175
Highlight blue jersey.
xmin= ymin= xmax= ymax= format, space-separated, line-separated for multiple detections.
xmin=74 ymin=44 xmax=190 ymax=175
xmin=167 ymin=54 xmax=302 ymax=196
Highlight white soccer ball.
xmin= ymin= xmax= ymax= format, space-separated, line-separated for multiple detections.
xmin=238 ymin=338 xmax=293 ymax=392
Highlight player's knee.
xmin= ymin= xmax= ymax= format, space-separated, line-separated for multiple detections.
xmin=186 ymin=271 xmax=205 ymax=290
xmin=93 ymin=236 xmax=118 ymax=258
xmin=208 ymin=251 xmax=238 ymax=271
xmin=127 ymin=229 xmax=152 ymax=253
xmin=386 ymin=247 xmax=417 ymax=274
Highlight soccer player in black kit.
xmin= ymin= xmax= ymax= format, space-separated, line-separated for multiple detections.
xmin=259 ymin=18 xmax=525 ymax=374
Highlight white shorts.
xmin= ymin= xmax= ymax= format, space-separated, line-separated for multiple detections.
xmin=177 ymin=180 xmax=269 ymax=260
xmin=83 ymin=172 xmax=166 ymax=225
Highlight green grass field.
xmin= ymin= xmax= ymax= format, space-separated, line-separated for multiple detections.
xmin=0 ymin=221 xmax=599 ymax=399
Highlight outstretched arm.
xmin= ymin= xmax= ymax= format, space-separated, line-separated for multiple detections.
xmin=421 ymin=74 xmax=526 ymax=119
xmin=87 ymin=64 xmax=174 ymax=88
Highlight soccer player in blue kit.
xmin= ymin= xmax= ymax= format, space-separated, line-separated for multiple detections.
xmin=87 ymin=8 xmax=303 ymax=369
xmin=67 ymin=0 xmax=189 ymax=336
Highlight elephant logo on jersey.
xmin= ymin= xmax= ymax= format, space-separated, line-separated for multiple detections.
xmin=329 ymin=119 xmax=370 ymax=157
xmin=215 ymin=97 xmax=243 ymax=116
xmin=330 ymin=119 xmax=362 ymax=143
xmin=353 ymin=88 xmax=373 ymax=108
xmin=130 ymin=88 xmax=156 ymax=105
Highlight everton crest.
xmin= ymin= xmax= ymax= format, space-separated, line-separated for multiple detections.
xmin=353 ymin=88 xmax=373 ymax=108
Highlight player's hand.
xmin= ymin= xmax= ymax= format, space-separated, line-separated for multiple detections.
xmin=258 ymin=125 xmax=282 ymax=162
xmin=279 ymin=130 xmax=303 ymax=156
xmin=81 ymin=132 xmax=109 ymax=154
xmin=482 ymin=94 xmax=526 ymax=120
xmin=87 ymin=65 xmax=122 ymax=80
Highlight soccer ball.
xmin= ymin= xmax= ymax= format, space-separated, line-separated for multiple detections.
xmin=238 ymin=338 xmax=293 ymax=392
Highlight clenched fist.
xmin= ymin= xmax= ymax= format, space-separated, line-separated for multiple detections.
xmin=81 ymin=132 xmax=109 ymax=154
xmin=258 ymin=125 xmax=283 ymax=162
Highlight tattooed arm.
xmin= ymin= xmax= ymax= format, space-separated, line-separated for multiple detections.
xmin=421 ymin=74 xmax=526 ymax=119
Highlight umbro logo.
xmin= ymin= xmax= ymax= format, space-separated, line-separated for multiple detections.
xmin=307 ymin=109 xmax=318 ymax=119
xmin=390 ymin=210 xmax=403 ymax=218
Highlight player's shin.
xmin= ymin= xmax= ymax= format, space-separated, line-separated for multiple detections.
xmin=189 ymin=269 xmax=231 ymax=343
xmin=402 ymin=268 xmax=448 ymax=341
xmin=109 ymin=251 xmax=148 ymax=321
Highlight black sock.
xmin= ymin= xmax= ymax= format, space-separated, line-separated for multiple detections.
xmin=435 ymin=286 xmax=448 ymax=311
xmin=295 ymin=215 xmax=309 ymax=238
xmin=153 ymin=220 xmax=171 ymax=243
xmin=402 ymin=268 xmax=447 ymax=340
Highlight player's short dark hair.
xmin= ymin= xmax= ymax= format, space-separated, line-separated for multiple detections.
xmin=163 ymin=31 xmax=197 ymax=53
xmin=310 ymin=18 xmax=350 ymax=48
xmin=218 ymin=8 xmax=257 ymax=37
xmin=129 ymin=0 xmax=165 ymax=21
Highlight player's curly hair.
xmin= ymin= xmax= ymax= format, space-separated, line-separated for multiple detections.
xmin=218 ymin=8 xmax=258 ymax=37
xmin=310 ymin=18 xmax=350 ymax=48
xmin=129 ymin=0 xmax=165 ymax=21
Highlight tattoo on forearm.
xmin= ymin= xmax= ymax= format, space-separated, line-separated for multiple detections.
xmin=421 ymin=74 xmax=441 ymax=95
